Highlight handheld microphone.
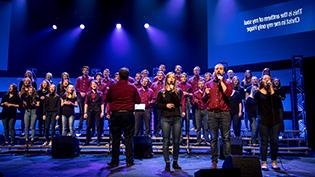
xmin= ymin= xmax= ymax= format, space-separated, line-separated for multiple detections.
xmin=169 ymin=84 xmax=174 ymax=90
xmin=266 ymin=82 xmax=271 ymax=89
xmin=216 ymin=73 xmax=223 ymax=83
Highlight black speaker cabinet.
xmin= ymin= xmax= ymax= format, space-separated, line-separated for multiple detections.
xmin=52 ymin=136 xmax=80 ymax=158
xmin=223 ymin=155 xmax=262 ymax=177
xmin=194 ymin=168 xmax=241 ymax=177
xmin=220 ymin=137 xmax=243 ymax=159
xmin=133 ymin=136 xmax=153 ymax=159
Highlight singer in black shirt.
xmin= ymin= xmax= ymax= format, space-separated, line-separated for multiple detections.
xmin=43 ymin=84 xmax=61 ymax=146
xmin=156 ymin=72 xmax=184 ymax=172
xmin=1 ymin=84 xmax=20 ymax=145
xmin=254 ymin=75 xmax=281 ymax=170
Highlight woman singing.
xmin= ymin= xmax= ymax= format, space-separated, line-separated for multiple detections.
xmin=255 ymin=74 xmax=282 ymax=170
xmin=1 ymin=84 xmax=20 ymax=146
xmin=156 ymin=72 xmax=184 ymax=172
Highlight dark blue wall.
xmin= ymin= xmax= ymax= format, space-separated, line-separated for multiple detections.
xmin=3 ymin=0 xmax=207 ymax=77
xmin=0 ymin=2 xmax=11 ymax=71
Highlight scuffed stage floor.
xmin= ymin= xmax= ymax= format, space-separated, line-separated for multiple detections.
xmin=0 ymin=154 xmax=314 ymax=177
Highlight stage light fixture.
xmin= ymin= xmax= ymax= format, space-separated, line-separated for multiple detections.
xmin=52 ymin=25 xmax=57 ymax=30
xmin=80 ymin=24 xmax=85 ymax=29
xmin=144 ymin=23 xmax=150 ymax=29
xmin=116 ymin=23 xmax=122 ymax=29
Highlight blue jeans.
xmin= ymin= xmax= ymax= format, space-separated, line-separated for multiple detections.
xmin=2 ymin=117 xmax=16 ymax=143
xmin=62 ymin=115 xmax=74 ymax=136
xmin=195 ymin=109 xmax=209 ymax=142
xmin=24 ymin=109 xmax=37 ymax=140
xmin=208 ymin=111 xmax=231 ymax=162
xmin=161 ymin=116 xmax=182 ymax=162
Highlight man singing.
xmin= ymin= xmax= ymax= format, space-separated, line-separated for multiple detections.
xmin=202 ymin=63 xmax=233 ymax=169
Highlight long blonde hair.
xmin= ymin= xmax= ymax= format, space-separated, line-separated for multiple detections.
xmin=165 ymin=72 xmax=178 ymax=93
xmin=65 ymin=84 xmax=77 ymax=99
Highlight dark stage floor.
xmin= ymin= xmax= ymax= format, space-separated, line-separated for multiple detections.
xmin=0 ymin=154 xmax=314 ymax=177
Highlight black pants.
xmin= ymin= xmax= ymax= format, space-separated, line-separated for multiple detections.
xmin=2 ymin=117 xmax=16 ymax=143
xmin=181 ymin=99 xmax=191 ymax=136
xmin=134 ymin=109 xmax=151 ymax=136
xmin=86 ymin=110 xmax=103 ymax=142
xmin=259 ymin=123 xmax=281 ymax=161
xmin=231 ymin=114 xmax=241 ymax=137
xmin=110 ymin=112 xmax=135 ymax=164
xmin=153 ymin=106 xmax=161 ymax=134
xmin=20 ymin=109 xmax=25 ymax=133
xmin=37 ymin=109 xmax=45 ymax=136
xmin=77 ymin=94 xmax=86 ymax=130
xmin=191 ymin=104 xmax=197 ymax=129
xmin=44 ymin=112 xmax=58 ymax=141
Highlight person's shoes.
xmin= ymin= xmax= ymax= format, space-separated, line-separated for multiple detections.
xmin=1 ymin=141 xmax=9 ymax=146
xmin=172 ymin=161 xmax=182 ymax=170
xmin=205 ymin=141 xmax=211 ymax=146
xmin=194 ymin=141 xmax=201 ymax=146
xmin=180 ymin=140 xmax=187 ymax=146
xmin=25 ymin=139 xmax=29 ymax=145
xmin=271 ymin=161 xmax=280 ymax=170
xmin=145 ymin=134 xmax=151 ymax=138
xmin=30 ymin=138 xmax=34 ymax=145
xmin=48 ymin=140 xmax=52 ymax=146
xmin=126 ymin=161 xmax=134 ymax=168
xmin=42 ymin=141 xmax=49 ymax=146
xmin=261 ymin=161 xmax=269 ymax=171
xmin=211 ymin=161 xmax=217 ymax=169
xmin=165 ymin=162 xmax=171 ymax=172
xmin=107 ymin=162 xmax=119 ymax=168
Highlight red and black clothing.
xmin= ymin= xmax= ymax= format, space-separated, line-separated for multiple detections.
xmin=106 ymin=79 xmax=141 ymax=165
xmin=202 ymin=78 xmax=233 ymax=162
xmin=150 ymin=80 xmax=165 ymax=135
xmin=85 ymin=90 xmax=104 ymax=143
xmin=135 ymin=87 xmax=154 ymax=136
xmin=75 ymin=75 xmax=93 ymax=130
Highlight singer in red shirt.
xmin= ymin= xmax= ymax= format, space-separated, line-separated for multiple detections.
xmin=202 ymin=63 xmax=233 ymax=169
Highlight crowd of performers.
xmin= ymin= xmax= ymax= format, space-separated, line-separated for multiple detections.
xmin=1 ymin=64 xmax=285 ymax=171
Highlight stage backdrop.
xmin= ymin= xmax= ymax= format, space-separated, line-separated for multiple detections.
xmin=208 ymin=0 xmax=315 ymax=68
xmin=0 ymin=2 xmax=11 ymax=71
xmin=4 ymin=0 xmax=207 ymax=77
